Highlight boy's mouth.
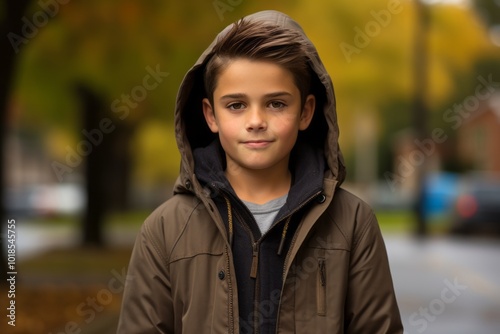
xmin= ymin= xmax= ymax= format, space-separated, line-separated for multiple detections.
xmin=242 ymin=139 xmax=274 ymax=148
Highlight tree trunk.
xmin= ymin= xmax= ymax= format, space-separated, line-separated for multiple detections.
xmin=412 ymin=0 xmax=429 ymax=237
xmin=77 ymin=85 xmax=109 ymax=247
xmin=107 ymin=122 xmax=133 ymax=212
xmin=0 ymin=0 xmax=31 ymax=285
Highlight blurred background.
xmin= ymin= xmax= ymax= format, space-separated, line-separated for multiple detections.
xmin=1 ymin=0 xmax=500 ymax=333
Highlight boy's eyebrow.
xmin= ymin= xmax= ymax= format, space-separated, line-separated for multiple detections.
xmin=219 ymin=93 xmax=247 ymax=100
xmin=219 ymin=91 xmax=293 ymax=100
xmin=264 ymin=91 xmax=293 ymax=98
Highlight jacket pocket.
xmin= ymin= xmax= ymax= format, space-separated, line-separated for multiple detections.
xmin=317 ymin=257 xmax=326 ymax=316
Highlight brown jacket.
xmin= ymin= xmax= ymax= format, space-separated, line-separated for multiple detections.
xmin=117 ymin=10 xmax=403 ymax=334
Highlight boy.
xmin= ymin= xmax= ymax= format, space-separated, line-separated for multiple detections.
xmin=118 ymin=10 xmax=403 ymax=334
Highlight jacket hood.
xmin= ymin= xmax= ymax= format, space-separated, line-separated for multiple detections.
xmin=174 ymin=10 xmax=346 ymax=192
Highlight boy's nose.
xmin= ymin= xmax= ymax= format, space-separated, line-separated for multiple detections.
xmin=246 ymin=108 xmax=267 ymax=131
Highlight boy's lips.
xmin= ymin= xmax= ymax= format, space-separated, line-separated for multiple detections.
xmin=241 ymin=139 xmax=274 ymax=148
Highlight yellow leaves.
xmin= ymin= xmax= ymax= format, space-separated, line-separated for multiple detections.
xmin=45 ymin=128 xmax=76 ymax=162
xmin=423 ymin=5 xmax=492 ymax=107
xmin=254 ymin=0 xmax=496 ymax=162
xmin=429 ymin=5 xmax=490 ymax=70
xmin=132 ymin=121 xmax=180 ymax=184
xmin=427 ymin=54 xmax=454 ymax=106
xmin=12 ymin=0 xmax=498 ymax=185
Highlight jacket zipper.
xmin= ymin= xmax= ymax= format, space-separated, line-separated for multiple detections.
xmin=254 ymin=267 xmax=261 ymax=334
xmin=317 ymin=258 xmax=326 ymax=316
xmin=232 ymin=206 xmax=261 ymax=334
xmin=206 ymin=184 xmax=239 ymax=334
xmin=226 ymin=245 xmax=235 ymax=334
xmin=221 ymin=188 xmax=260 ymax=278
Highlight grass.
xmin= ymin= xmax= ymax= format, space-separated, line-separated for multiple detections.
xmin=375 ymin=210 xmax=452 ymax=235
xmin=26 ymin=210 xmax=150 ymax=228
xmin=375 ymin=210 xmax=414 ymax=233
xmin=28 ymin=208 xmax=451 ymax=238
xmin=19 ymin=247 xmax=133 ymax=275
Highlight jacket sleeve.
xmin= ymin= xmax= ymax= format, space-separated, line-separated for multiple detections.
xmin=344 ymin=211 xmax=403 ymax=334
xmin=117 ymin=213 xmax=174 ymax=334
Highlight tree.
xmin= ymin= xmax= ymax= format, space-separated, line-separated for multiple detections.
xmin=0 ymin=0 xmax=31 ymax=284
xmin=412 ymin=0 xmax=430 ymax=237
xmin=76 ymin=85 xmax=109 ymax=246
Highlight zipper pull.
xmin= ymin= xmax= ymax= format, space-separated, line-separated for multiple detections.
xmin=250 ymin=243 xmax=258 ymax=279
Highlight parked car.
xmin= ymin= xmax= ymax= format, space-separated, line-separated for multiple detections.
xmin=422 ymin=172 xmax=460 ymax=221
xmin=449 ymin=175 xmax=500 ymax=235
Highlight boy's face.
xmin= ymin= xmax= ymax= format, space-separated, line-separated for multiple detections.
xmin=202 ymin=58 xmax=315 ymax=175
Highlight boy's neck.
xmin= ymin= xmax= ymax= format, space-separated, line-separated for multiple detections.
xmin=225 ymin=161 xmax=291 ymax=205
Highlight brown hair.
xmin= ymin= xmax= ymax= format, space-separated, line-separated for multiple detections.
xmin=203 ymin=19 xmax=312 ymax=107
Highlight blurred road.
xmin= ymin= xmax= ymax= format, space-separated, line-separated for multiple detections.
xmin=385 ymin=235 xmax=500 ymax=334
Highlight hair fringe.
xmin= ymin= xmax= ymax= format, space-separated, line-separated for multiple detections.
xmin=204 ymin=19 xmax=312 ymax=107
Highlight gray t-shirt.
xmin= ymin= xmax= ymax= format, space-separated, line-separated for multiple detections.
xmin=242 ymin=194 xmax=288 ymax=235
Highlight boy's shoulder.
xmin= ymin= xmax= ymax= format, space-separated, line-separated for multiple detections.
xmin=331 ymin=187 xmax=375 ymax=213
xmin=138 ymin=192 xmax=225 ymax=263
xmin=144 ymin=192 xmax=206 ymax=227
xmin=136 ymin=192 xmax=212 ymax=253
xmin=142 ymin=190 xmax=204 ymax=234
xmin=321 ymin=186 xmax=380 ymax=241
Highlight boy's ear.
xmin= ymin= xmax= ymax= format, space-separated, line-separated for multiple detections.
xmin=299 ymin=94 xmax=315 ymax=131
xmin=202 ymin=98 xmax=219 ymax=133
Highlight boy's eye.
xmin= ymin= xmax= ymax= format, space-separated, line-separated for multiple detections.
xmin=227 ymin=102 xmax=245 ymax=110
xmin=269 ymin=101 xmax=286 ymax=109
